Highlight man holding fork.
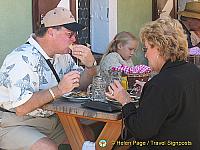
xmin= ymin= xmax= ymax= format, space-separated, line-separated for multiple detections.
xmin=0 ymin=7 xmax=97 ymax=150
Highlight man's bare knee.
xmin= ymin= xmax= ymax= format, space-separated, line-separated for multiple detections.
xmin=31 ymin=137 xmax=58 ymax=150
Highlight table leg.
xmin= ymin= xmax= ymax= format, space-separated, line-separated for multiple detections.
xmin=96 ymin=121 xmax=122 ymax=150
xmin=57 ymin=113 xmax=87 ymax=150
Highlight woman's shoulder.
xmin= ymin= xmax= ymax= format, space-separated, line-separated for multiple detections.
xmin=100 ymin=52 xmax=122 ymax=71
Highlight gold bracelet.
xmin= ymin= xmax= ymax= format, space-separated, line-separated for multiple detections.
xmin=48 ymin=88 xmax=56 ymax=100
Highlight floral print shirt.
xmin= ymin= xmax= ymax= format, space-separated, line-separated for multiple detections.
xmin=0 ymin=34 xmax=83 ymax=117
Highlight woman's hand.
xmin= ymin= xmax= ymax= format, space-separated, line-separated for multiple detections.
xmin=105 ymin=80 xmax=131 ymax=106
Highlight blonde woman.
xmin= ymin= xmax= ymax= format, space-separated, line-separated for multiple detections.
xmin=106 ymin=17 xmax=200 ymax=149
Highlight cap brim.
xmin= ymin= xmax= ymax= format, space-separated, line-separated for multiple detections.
xmin=63 ymin=22 xmax=85 ymax=32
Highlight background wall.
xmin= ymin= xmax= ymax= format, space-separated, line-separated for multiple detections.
xmin=0 ymin=0 xmax=32 ymax=66
xmin=0 ymin=0 xmax=152 ymax=66
xmin=118 ymin=0 xmax=152 ymax=64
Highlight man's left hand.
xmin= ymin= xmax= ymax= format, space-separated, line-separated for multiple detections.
xmin=71 ymin=44 xmax=95 ymax=67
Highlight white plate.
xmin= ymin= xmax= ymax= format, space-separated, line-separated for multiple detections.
xmin=62 ymin=92 xmax=90 ymax=102
xmin=63 ymin=92 xmax=72 ymax=97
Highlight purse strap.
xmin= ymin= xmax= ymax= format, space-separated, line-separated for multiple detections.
xmin=25 ymin=41 xmax=60 ymax=83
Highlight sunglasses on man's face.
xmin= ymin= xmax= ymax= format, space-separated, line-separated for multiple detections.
xmin=65 ymin=31 xmax=77 ymax=38
xmin=142 ymin=47 xmax=147 ymax=53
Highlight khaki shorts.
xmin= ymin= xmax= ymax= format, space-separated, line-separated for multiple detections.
xmin=0 ymin=111 xmax=66 ymax=150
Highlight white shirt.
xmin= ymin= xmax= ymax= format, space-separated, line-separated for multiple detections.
xmin=0 ymin=34 xmax=83 ymax=117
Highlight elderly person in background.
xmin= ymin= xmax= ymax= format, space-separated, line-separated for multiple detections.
xmin=0 ymin=7 xmax=97 ymax=150
xmin=106 ymin=17 xmax=200 ymax=149
xmin=178 ymin=1 xmax=200 ymax=48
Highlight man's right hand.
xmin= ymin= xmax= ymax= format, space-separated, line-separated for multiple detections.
xmin=57 ymin=71 xmax=80 ymax=95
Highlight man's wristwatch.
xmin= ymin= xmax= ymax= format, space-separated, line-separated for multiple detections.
xmin=86 ymin=60 xmax=97 ymax=68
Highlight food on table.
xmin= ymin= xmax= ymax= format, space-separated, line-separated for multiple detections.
xmin=69 ymin=44 xmax=74 ymax=50
xmin=69 ymin=91 xmax=88 ymax=98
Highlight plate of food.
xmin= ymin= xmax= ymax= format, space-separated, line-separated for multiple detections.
xmin=62 ymin=91 xmax=90 ymax=102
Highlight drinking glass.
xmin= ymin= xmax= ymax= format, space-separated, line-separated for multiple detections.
xmin=87 ymin=75 xmax=107 ymax=102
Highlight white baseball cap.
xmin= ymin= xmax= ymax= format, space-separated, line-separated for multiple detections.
xmin=41 ymin=7 xmax=85 ymax=31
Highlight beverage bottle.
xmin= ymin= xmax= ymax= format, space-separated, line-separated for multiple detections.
xmin=121 ymin=72 xmax=128 ymax=90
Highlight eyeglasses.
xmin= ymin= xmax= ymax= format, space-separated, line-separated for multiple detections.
xmin=65 ymin=31 xmax=77 ymax=38
xmin=129 ymin=48 xmax=137 ymax=52
xmin=133 ymin=48 xmax=138 ymax=52
xmin=142 ymin=47 xmax=147 ymax=53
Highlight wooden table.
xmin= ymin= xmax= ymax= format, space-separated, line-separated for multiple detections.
xmin=43 ymin=97 xmax=122 ymax=150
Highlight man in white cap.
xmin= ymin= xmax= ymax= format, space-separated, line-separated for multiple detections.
xmin=0 ymin=7 xmax=97 ymax=150
xmin=178 ymin=1 xmax=200 ymax=48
